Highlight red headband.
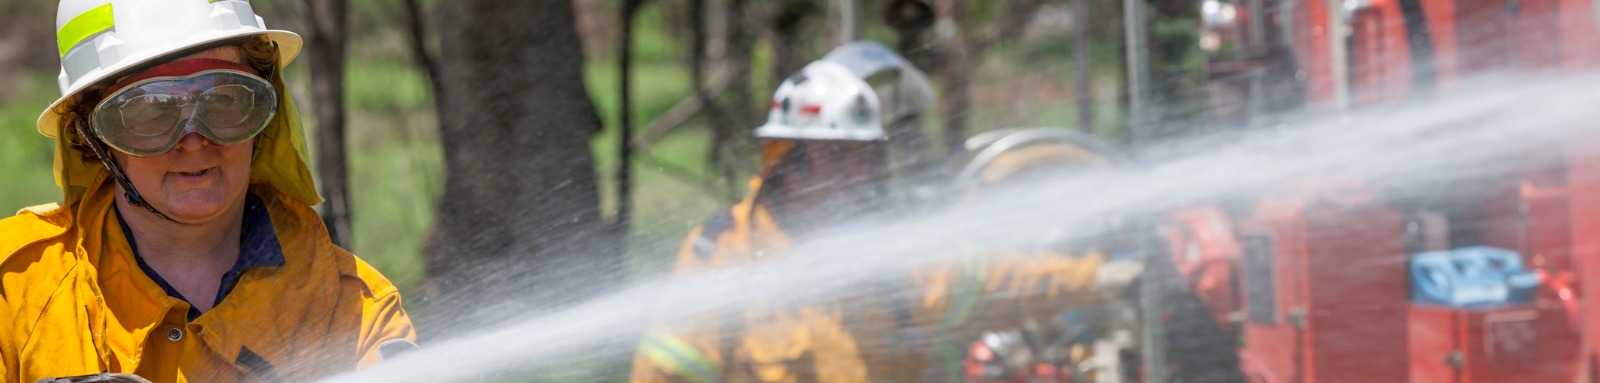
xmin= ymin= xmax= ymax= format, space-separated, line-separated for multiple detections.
xmin=105 ymin=58 xmax=260 ymax=96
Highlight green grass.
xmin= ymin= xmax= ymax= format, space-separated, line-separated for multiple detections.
xmin=346 ymin=109 xmax=441 ymax=292
xmin=585 ymin=47 xmax=748 ymax=278
xmin=0 ymin=74 xmax=68 ymax=211
xmin=345 ymin=60 xmax=434 ymax=111
xmin=615 ymin=129 xmax=731 ymax=276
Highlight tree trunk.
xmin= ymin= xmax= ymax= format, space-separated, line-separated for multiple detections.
xmin=425 ymin=0 xmax=618 ymax=337
xmin=883 ymin=0 xmax=938 ymax=190
xmin=830 ymin=0 xmax=860 ymax=47
xmin=1074 ymin=0 xmax=1095 ymax=134
xmin=619 ymin=0 xmax=643 ymax=250
xmin=692 ymin=0 xmax=740 ymax=199
xmin=770 ymin=0 xmax=818 ymax=85
xmin=724 ymin=0 xmax=760 ymax=178
xmin=1147 ymin=0 xmax=1205 ymax=140
xmin=935 ymin=0 xmax=973 ymax=156
xmin=305 ymin=0 xmax=351 ymax=250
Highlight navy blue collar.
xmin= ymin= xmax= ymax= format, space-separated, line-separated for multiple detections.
xmin=232 ymin=193 xmax=287 ymax=271
xmin=116 ymin=192 xmax=286 ymax=321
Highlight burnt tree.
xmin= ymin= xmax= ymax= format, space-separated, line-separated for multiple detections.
xmin=305 ymin=0 xmax=352 ymax=249
xmin=425 ymin=0 xmax=618 ymax=337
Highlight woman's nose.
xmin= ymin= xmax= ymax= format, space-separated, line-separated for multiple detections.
xmin=170 ymin=122 xmax=215 ymax=152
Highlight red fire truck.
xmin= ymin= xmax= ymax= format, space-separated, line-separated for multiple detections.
xmin=1173 ymin=0 xmax=1600 ymax=382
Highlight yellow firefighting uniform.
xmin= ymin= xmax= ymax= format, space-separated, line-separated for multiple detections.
xmin=906 ymin=248 xmax=1109 ymax=379
xmin=631 ymin=177 xmax=873 ymax=383
xmin=633 ymin=138 xmax=1119 ymax=381
xmin=0 ymin=65 xmax=416 ymax=382
xmin=905 ymin=140 xmax=1123 ymax=379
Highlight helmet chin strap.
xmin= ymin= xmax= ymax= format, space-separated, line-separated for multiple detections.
xmin=75 ymin=123 xmax=178 ymax=223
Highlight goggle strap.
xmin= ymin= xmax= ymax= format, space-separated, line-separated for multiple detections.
xmin=105 ymin=59 xmax=259 ymax=95
xmin=74 ymin=123 xmax=176 ymax=222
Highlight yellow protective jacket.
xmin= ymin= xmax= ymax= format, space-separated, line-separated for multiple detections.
xmin=631 ymin=178 xmax=874 ymax=383
xmin=904 ymin=137 xmax=1119 ymax=379
xmin=906 ymin=249 xmax=1106 ymax=377
xmin=5 ymin=55 xmax=415 ymax=381
xmin=0 ymin=174 xmax=416 ymax=382
xmin=915 ymin=250 xmax=1105 ymax=327
xmin=629 ymin=177 xmax=1110 ymax=382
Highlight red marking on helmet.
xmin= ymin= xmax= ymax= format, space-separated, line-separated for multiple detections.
xmin=772 ymin=101 xmax=782 ymax=109
xmin=800 ymin=104 xmax=822 ymax=115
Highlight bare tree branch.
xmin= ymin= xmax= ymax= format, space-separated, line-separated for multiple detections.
xmin=631 ymin=67 xmax=735 ymax=150
xmin=401 ymin=0 xmax=443 ymax=113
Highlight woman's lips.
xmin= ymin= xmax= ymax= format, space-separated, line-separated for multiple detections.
xmin=173 ymin=167 xmax=215 ymax=182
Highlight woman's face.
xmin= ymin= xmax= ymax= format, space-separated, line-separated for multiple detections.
xmin=109 ymin=46 xmax=257 ymax=223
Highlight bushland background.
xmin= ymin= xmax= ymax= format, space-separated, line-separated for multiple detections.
xmin=0 ymin=0 xmax=1209 ymax=353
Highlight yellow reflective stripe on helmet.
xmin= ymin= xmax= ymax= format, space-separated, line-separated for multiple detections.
xmin=639 ymin=331 xmax=720 ymax=383
xmin=57 ymin=3 xmax=114 ymax=58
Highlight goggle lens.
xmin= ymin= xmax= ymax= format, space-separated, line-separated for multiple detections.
xmin=92 ymin=69 xmax=277 ymax=157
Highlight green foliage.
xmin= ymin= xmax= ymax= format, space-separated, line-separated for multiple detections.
xmin=586 ymin=62 xmax=695 ymax=166
xmin=348 ymin=126 xmax=441 ymax=292
xmin=584 ymin=22 xmax=746 ymax=277
xmin=345 ymin=60 xmax=433 ymax=111
xmin=0 ymin=74 xmax=66 ymax=212
xmin=630 ymin=6 xmax=692 ymax=65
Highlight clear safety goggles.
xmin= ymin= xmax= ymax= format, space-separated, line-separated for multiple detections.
xmin=90 ymin=69 xmax=277 ymax=157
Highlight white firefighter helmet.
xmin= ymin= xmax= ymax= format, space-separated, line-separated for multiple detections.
xmin=955 ymin=128 xmax=1121 ymax=188
xmin=38 ymin=0 xmax=302 ymax=138
xmin=755 ymin=41 xmax=935 ymax=141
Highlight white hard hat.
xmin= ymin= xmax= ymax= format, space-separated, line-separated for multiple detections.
xmin=755 ymin=41 xmax=936 ymax=142
xmin=37 ymin=0 xmax=302 ymax=138
xmin=755 ymin=60 xmax=885 ymax=141
xmin=820 ymin=42 xmax=936 ymax=125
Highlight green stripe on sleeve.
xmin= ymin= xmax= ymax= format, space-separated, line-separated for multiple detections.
xmin=640 ymin=331 xmax=720 ymax=383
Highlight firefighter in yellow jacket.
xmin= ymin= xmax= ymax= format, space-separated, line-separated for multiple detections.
xmin=909 ymin=128 xmax=1144 ymax=381
xmin=630 ymin=42 xmax=938 ymax=383
xmin=0 ymin=1 xmax=416 ymax=381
